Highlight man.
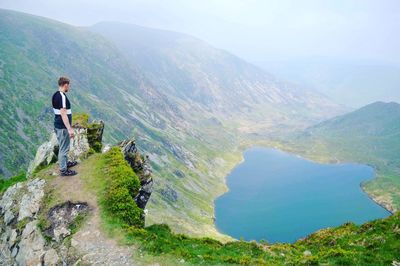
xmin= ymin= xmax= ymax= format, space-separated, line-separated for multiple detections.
xmin=52 ymin=76 xmax=78 ymax=176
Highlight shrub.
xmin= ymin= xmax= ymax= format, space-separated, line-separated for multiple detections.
xmin=102 ymin=147 xmax=143 ymax=227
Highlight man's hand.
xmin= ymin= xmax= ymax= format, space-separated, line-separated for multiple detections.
xmin=60 ymin=108 xmax=74 ymax=138
xmin=68 ymin=128 xmax=75 ymax=138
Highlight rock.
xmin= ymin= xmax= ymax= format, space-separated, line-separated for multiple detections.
xmin=119 ymin=139 xmax=153 ymax=209
xmin=44 ymin=248 xmax=60 ymax=265
xmin=68 ymin=127 xmax=90 ymax=162
xmin=0 ymin=244 xmax=13 ymax=265
xmin=158 ymin=185 xmax=178 ymax=203
xmin=15 ymin=221 xmax=46 ymax=266
xmin=4 ymin=210 xmax=15 ymax=225
xmin=102 ymin=143 xmax=111 ymax=153
xmin=21 ymin=220 xmax=37 ymax=238
xmin=1 ymin=227 xmax=10 ymax=244
xmin=18 ymin=179 xmax=46 ymax=221
xmin=8 ymin=229 xmax=17 ymax=248
xmin=303 ymin=250 xmax=312 ymax=256
xmin=0 ymin=182 xmax=23 ymax=214
xmin=27 ymin=133 xmax=58 ymax=177
xmin=11 ymin=246 xmax=18 ymax=257
xmin=43 ymin=201 xmax=89 ymax=242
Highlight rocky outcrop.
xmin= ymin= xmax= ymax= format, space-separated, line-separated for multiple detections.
xmin=0 ymin=179 xmax=60 ymax=265
xmin=119 ymin=139 xmax=153 ymax=210
xmin=0 ymin=178 xmax=88 ymax=265
xmin=26 ymin=134 xmax=58 ymax=177
xmin=27 ymin=120 xmax=104 ymax=177
xmin=1 ymin=119 xmax=153 ymax=265
xmin=68 ymin=128 xmax=90 ymax=163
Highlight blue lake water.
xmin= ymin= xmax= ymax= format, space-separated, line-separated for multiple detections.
xmin=214 ymin=147 xmax=392 ymax=243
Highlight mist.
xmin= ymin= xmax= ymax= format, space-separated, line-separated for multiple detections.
xmin=1 ymin=0 xmax=399 ymax=63
xmin=1 ymin=0 xmax=399 ymax=106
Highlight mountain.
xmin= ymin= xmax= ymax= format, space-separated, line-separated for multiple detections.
xmin=255 ymin=57 xmax=400 ymax=108
xmin=0 ymin=8 xmax=180 ymax=177
xmin=270 ymin=101 xmax=400 ymax=213
xmin=89 ymin=21 xmax=343 ymax=130
xmin=1 ymin=128 xmax=398 ymax=265
xmin=0 ymin=8 xmax=343 ymax=240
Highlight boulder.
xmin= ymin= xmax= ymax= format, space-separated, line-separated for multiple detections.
xmin=18 ymin=178 xmax=46 ymax=221
xmin=68 ymin=127 xmax=90 ymax=162
xmin=26 ymin=133 xmax=58 ymax=177
xmin=15 ymin=221 xmax=46 ymax=266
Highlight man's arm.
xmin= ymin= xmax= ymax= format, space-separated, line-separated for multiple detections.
xmin=60 ymin=108 xmax=74 ymax=138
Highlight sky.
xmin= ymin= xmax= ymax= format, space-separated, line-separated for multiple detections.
xmin=1 ymin=0 xmax=399 ymax=65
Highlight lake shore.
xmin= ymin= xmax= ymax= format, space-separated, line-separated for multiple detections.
xmin=213 ymin=146 xmax=392 ymax=243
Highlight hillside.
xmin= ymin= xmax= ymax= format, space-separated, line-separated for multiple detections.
xmin=0 ymin=8 xmax=344 ymax=240
xmin=250 ymin=101 xmax=400 ymax=213
xmin=0 ymin=127 xmax=399 ymax=265
xmin=89 ymin=21 xmax=343 ymax=133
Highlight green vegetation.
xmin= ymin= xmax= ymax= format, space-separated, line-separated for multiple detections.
xmin=122 ymin=213 xmax=400 ymax=266
xmin=0 ymin=172 xmax=26 ymax=193
xmin=81 ymin=149 xmax=400 ymax=265
xmin=280 ymin=102 xmax=400 ymax=213
xmin=72 ymin=112 xmax=103 ymax=153
xmin=71 ymin=112 xmax=90 ymax=128
xmin=68 ymin=213 xmax=88 ymax=235
xmin=102 ymin=147 xmax=143 ymax=227
xmin=87 ymin=122 xmax=104 ymax=153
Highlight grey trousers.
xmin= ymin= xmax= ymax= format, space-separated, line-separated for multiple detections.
xmin=54 ymin=128 xmax=70 ymax=172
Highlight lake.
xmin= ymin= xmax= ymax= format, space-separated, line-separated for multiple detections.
xmin=214 ymin=147 xmax=392 ymax=243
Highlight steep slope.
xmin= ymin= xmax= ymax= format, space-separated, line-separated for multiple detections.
xmin=0 ymin=9 xmax=344 ymax=241
xmin=269 ymin=102 xmax=400 ymax=213
xmin=0 ymin=8 xmax=180 ymax=177
xmin=89 ymin=21 xmax=343 ymax=133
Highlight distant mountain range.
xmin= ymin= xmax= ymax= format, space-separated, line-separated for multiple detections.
xmin=255 ymin=57 xmax=400 ymax=108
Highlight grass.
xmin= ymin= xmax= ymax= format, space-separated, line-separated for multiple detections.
xmin=0 ymin=172 xmax=26 ymax=193
xmin=77 ymin=148 xmax=400 ymax=265
xmin=71 ymin=112 xmax=90 ymax=128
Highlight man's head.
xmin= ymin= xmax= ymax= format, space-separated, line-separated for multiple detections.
xmin=58 ymin=76 xmax=70 ymax=92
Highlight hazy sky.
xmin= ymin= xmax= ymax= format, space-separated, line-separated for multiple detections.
xmin=1 ymin=0 xmax=399 ymax=64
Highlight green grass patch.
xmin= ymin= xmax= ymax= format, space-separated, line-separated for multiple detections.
xmin=72 ymin=112 xmax=89 ymax=128
xmin=102 ymin=147 xmax=143 ymax=227
xmin=0 ymin=172 xmax=26 ymax=193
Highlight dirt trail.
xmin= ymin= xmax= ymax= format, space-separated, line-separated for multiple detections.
xmin=50 ymin=164 xmax=138 ymax=265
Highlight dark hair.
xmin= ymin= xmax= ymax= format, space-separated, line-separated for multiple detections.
xmin=58 ymin=76 xmax=70 ymax=87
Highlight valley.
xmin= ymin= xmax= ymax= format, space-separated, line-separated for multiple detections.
xmin=0 ymin=8 xmax=399 ymax=246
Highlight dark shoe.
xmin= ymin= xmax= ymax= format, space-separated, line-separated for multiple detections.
xmin=67 ymin=161 xmax=78 ymax=168
xmin=60 ymin=169 xmax=78 ymax=176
